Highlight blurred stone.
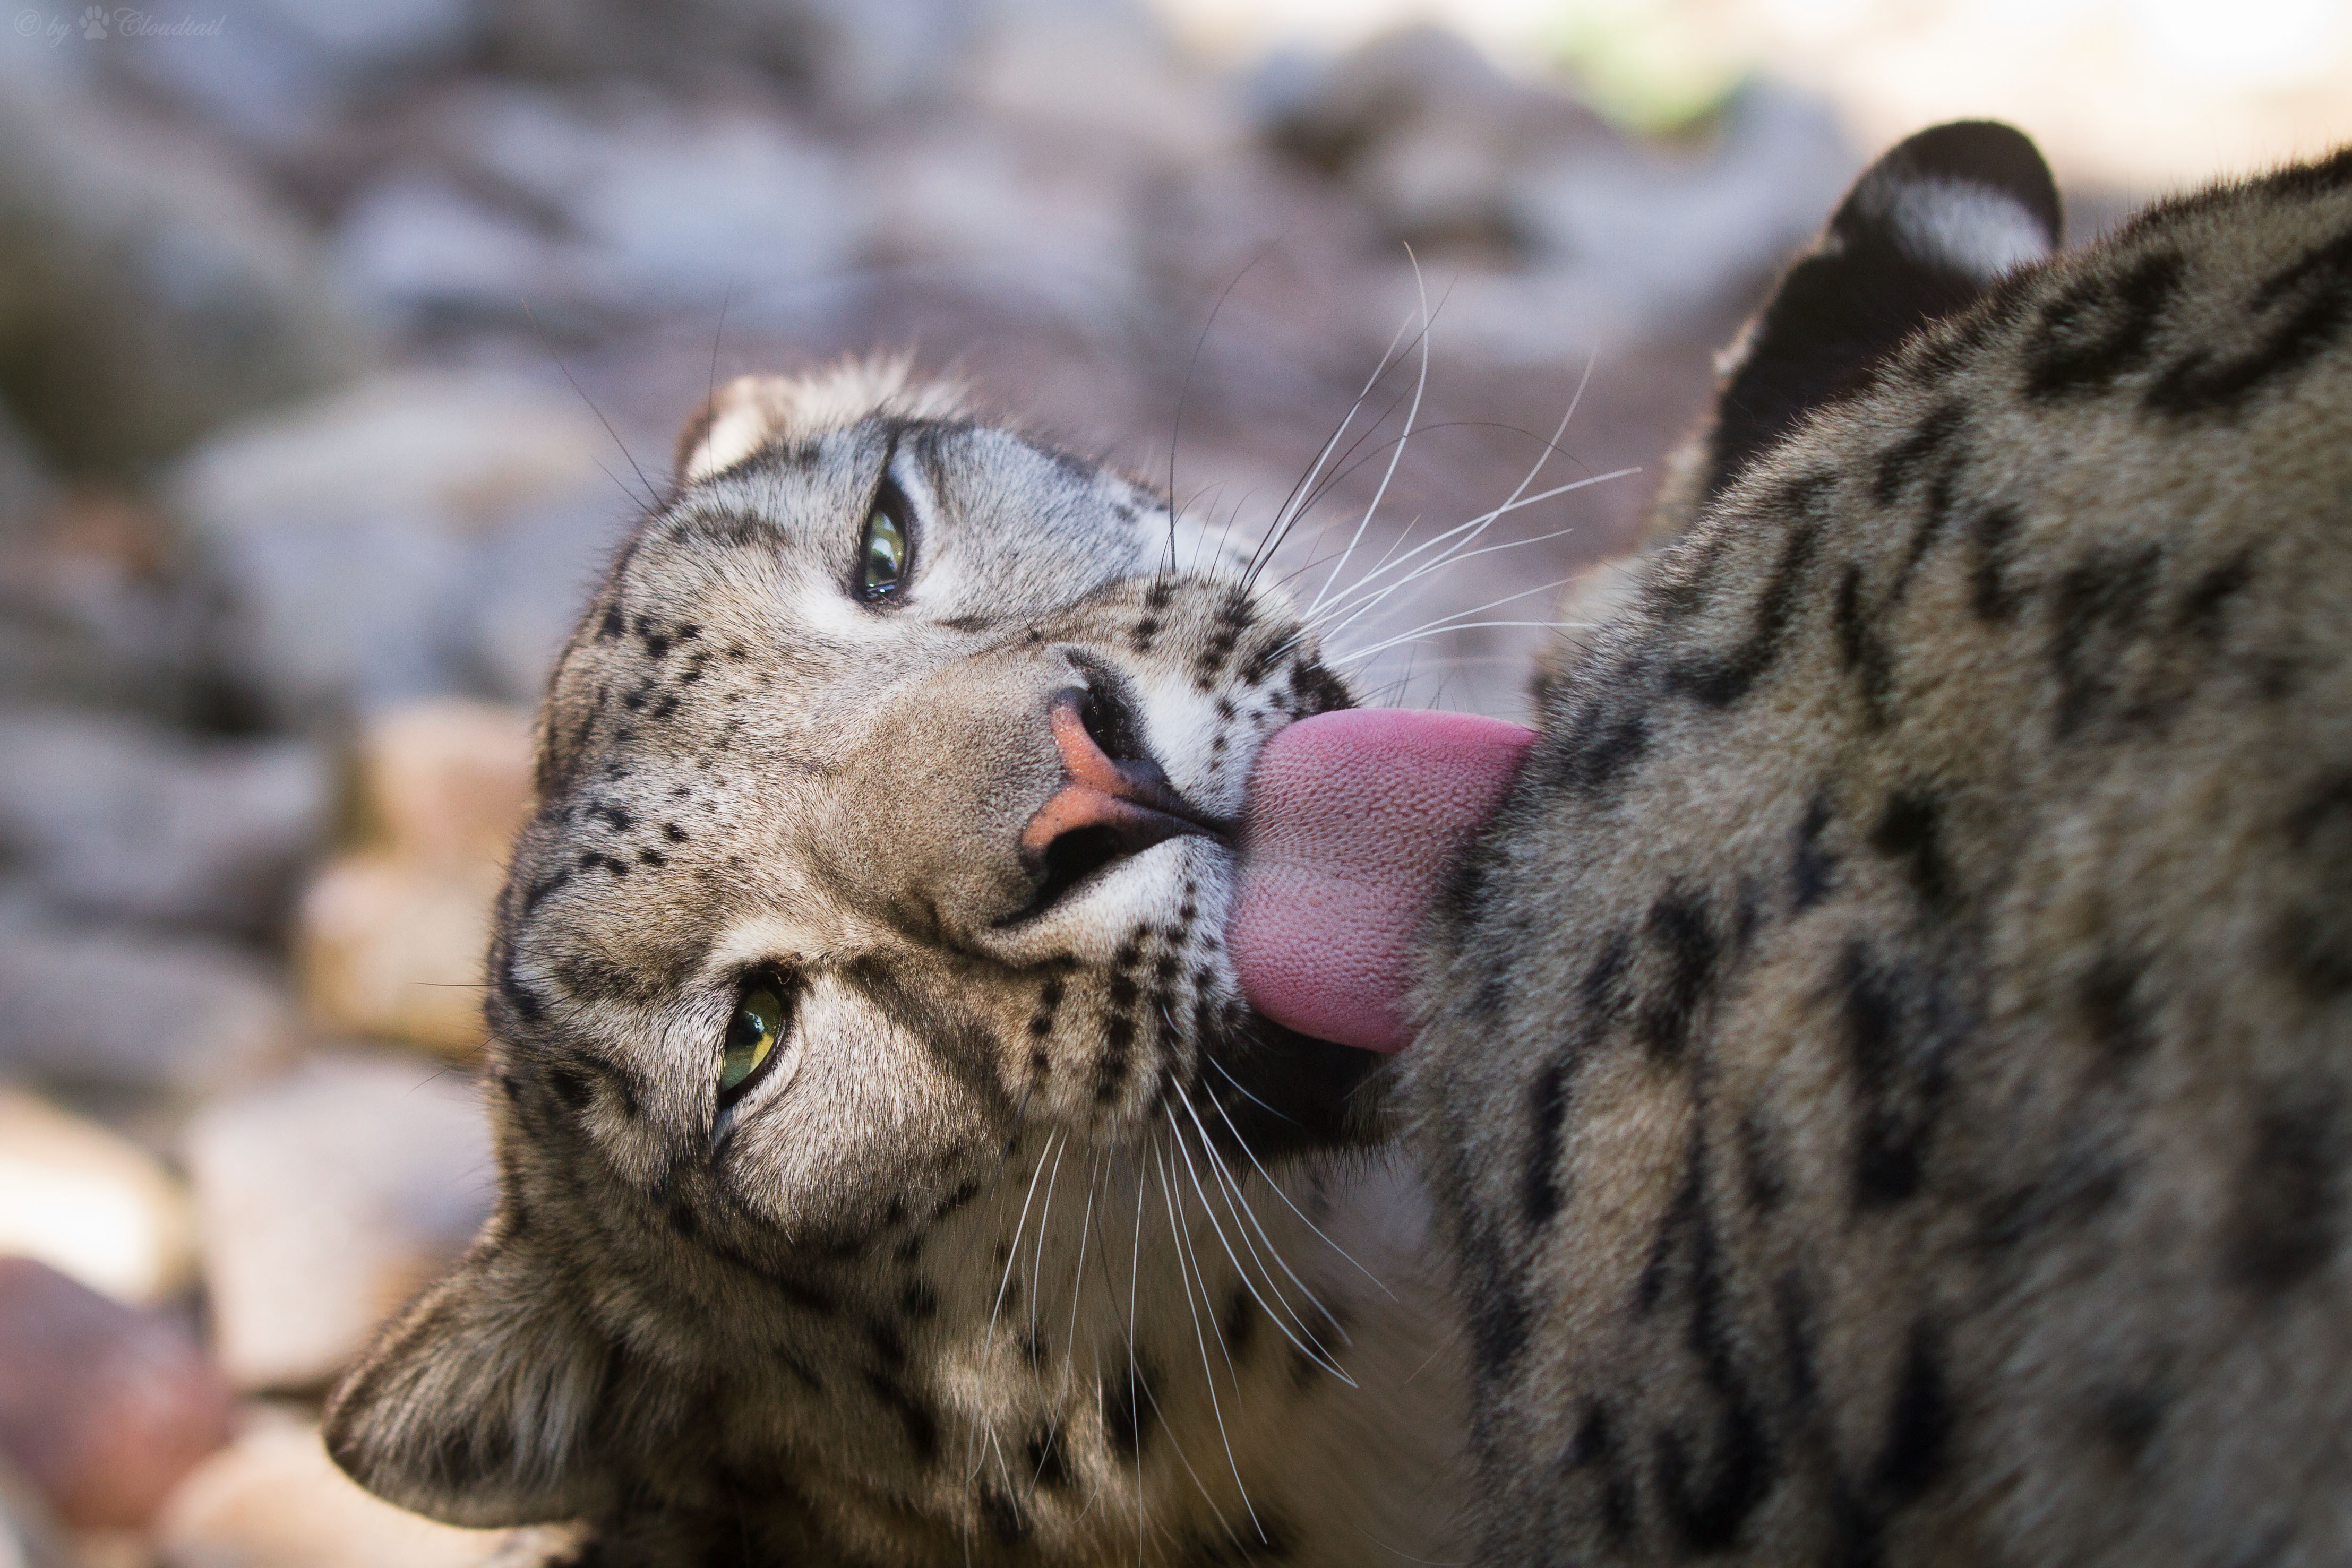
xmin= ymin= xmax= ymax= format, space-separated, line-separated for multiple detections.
xmin=0 ymin=405 xmax=52 ymax=539
xmin=0 ymin=71 xmax=364 ymax=475
xmin=332 ymin=176 xmax=560 ymax=334
xmin=63 ymin=1528 xmax=150 ymax=1568
xmin=297 ymin=855 xmax=502 ymax=1057
xmin=153 ymin=1418 xmax=560 ymax=1568
xmin=170 ymin=370 xmax=614 ymax=728
xmin=965 ymin=0 xmax=1230 ymax=156
xmin=466 ymin=503 xmax=613 ymax=703
xmin=0 ymin=909 xmax=296 ymax=1099
xmin=1477 ymin=80 xmax=1858 ymax=355
xmin=0 ymin=710 xmax=330 ymax=932
xmin=354 ymin=700 xmax=535 ymax=866
xmin=109 ymin=0 xmax=478 ymax=148
xmin=482 ymin=0 xmax=972 ymax=110
xmin=0 ymin=1257 xmax=232 ymax=1529
xmin=862 ymin=114 xmax=1145 ymax=329
xmin=295 ymin=698 xmax=531 ymax=1057
xmin=462 ymin=92 xmax=866 ymax=313
xmin=184 ymin=1053 xmax=494 ymax=1391
xmin=0 ymin=490 xmax=205 ymax=721
xmin=1260 ymin=26 xmax=1616 ymax=254
xmin=0 ymin=1455 xmax=70 ymax=1568
xmin=0 ymin=1092 xmax=198 ymax=1306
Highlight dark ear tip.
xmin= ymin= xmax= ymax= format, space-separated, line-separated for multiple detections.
xmin=1854 ymin=119 xmax=2062 ymax=246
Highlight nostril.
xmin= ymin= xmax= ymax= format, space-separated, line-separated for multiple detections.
xmin=1009 ymin=682 xmax=1226 ymax=925
xmin=1078 ymin=688 xmax=1115 ymax=755
xmin=1072 ymin=680 xmax=1159 ymax=780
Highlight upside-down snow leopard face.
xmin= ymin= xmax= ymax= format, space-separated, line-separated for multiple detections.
xmin=322 ymin=364 xmax=1420 ymax=1563
xmin=502 ymin=366 xmax=1367 ymax=1234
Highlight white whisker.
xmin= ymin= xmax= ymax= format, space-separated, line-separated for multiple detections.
xmin=1306 ymin=255 xmax=1433 ymax=619
xmin=1153 ymin=1132 xmax=1263 ymax=1545
xmin=1311 ymin=468 xmax=1638 ymax=641
xmin=1200 ymin=1085 xmax=1397 ymax=1303
xmin=1246 ymin=309 xmax=1421 ymax=585
xmin=1173 ymin=1092 xmax=1356 ymax=1384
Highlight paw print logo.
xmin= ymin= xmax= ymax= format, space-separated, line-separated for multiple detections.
xmin=79 ymin=4 xmax=104 ymax=36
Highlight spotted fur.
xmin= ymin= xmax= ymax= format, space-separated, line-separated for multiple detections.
xmin=325 ymin=362 xmax=1467 ymax=1565
xmin=1410 ymin=123 xmax=2352 ymax=1564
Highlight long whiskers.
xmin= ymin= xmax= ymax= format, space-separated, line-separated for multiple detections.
xmin=1170 ymin=1095 xmax=1355 ymax=1384
xmin=1152 ymin=1130 xmax=1265 ymax=1549
xmin=1199 ymin=1083 xmax=1397 ymax=1303
xmin=1302 ymin=253 xmax=1433 ymax=617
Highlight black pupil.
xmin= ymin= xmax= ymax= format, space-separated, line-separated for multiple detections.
xmin=729 ymin=1001 xmax=769 ymax=1045
xmin=864 ymin=498 xmax=905 ymax=597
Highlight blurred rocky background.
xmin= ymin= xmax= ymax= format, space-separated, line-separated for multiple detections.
xmin=0 ymin=0 xmax=2345 ymax=1561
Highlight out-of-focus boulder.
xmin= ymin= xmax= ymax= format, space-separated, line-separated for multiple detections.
xmin=0 ymin=710 xmax=330 ymax=932
xmin=0 ymin=907 xmax=295 ymax=1099
xmin=338 ymin=91 xmax=870 ymax=328
xmin=0 ymin=1091 xmax=198 ymax=1306
xmin=169 ymin=370 xmax=619 ymax=728
xmin=331 ymin=175 xmax=562 ymax=337
xmin=0 ymin=70 xmax=364 ymax=475
xmin=353 ymin=699 xmax=536 ymax=865
xmin=461 ymin=92 xmax=866 ymax=314
xmin=965 ymin=0 xmax=1231 ymax=156
xmin=0 ymin=487 xmax=207 ymax=722
xmin=0 ymin=1454 xmax=70 ymax=1568
xmin=106 ymin=0 xmax=479 ymax=148
xmin=482 ymin=0 xmax=973 ymax=111
xmin=296 ymin=857 xmax=502 ymax=1056
xmin=183 ymin=1052 xmax=494 ymax=1392
xmin=1259 ymin=26 xmax=1616 ymax=254
xmin=1254 ymin=31 xmax=1856 ymax=359
xmin=0 ymin=1258 xmax=232 ymax=1529
xmin=861 ymin=113 xmax=1148 ymax=330
xmin=1477 ymin=80 xmax=1858 ymax=356
xmin=0 ymin=404 xmax=51 ymax=537
xmin=154 ymin=1417 xmax=565 ymax=1568
xmin=296 ymin=699 xmax=534 ymax=1056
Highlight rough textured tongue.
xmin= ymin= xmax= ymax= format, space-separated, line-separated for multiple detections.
xmin=1230 ymin=709 xmax=1535 ymax=1053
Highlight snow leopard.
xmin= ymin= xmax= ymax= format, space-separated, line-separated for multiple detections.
xmin=323 ymin=360 xmax=1467 ymax=1566
xmin=329 ymin=115 xmax=2352 ymax=1568
xmin=1406 ymin=121 xmax=2352 ymax=1565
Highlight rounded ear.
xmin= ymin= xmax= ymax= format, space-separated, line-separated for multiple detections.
xmin=323 ymin=1226 xmax=617 ymax=1528
xmin=672 ymin=360 xmax=971 ymax=487
xmin=672 ymin=374 xmax=805 ymax=487
xmin=1699 ymin=119 xmax=2061 ymax=508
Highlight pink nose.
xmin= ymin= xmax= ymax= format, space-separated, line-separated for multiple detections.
xmin=1019 ymin=692 xmax=1218 ymax=875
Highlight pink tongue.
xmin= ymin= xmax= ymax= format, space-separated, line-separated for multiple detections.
xmin=1229 ymin=709 xmax=1535 ymax=1053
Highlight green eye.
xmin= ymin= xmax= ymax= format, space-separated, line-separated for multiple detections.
xmin=860 ymin=501 xmax=908 ymax=599
xmin=720 ymin=985 xmax=786 ymax=1097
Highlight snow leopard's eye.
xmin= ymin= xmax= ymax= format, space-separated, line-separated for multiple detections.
xmin=859 ymin=480 xmax=911 ymax=601
xmin=720 ymin=981 xmax=789 ymax=1102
